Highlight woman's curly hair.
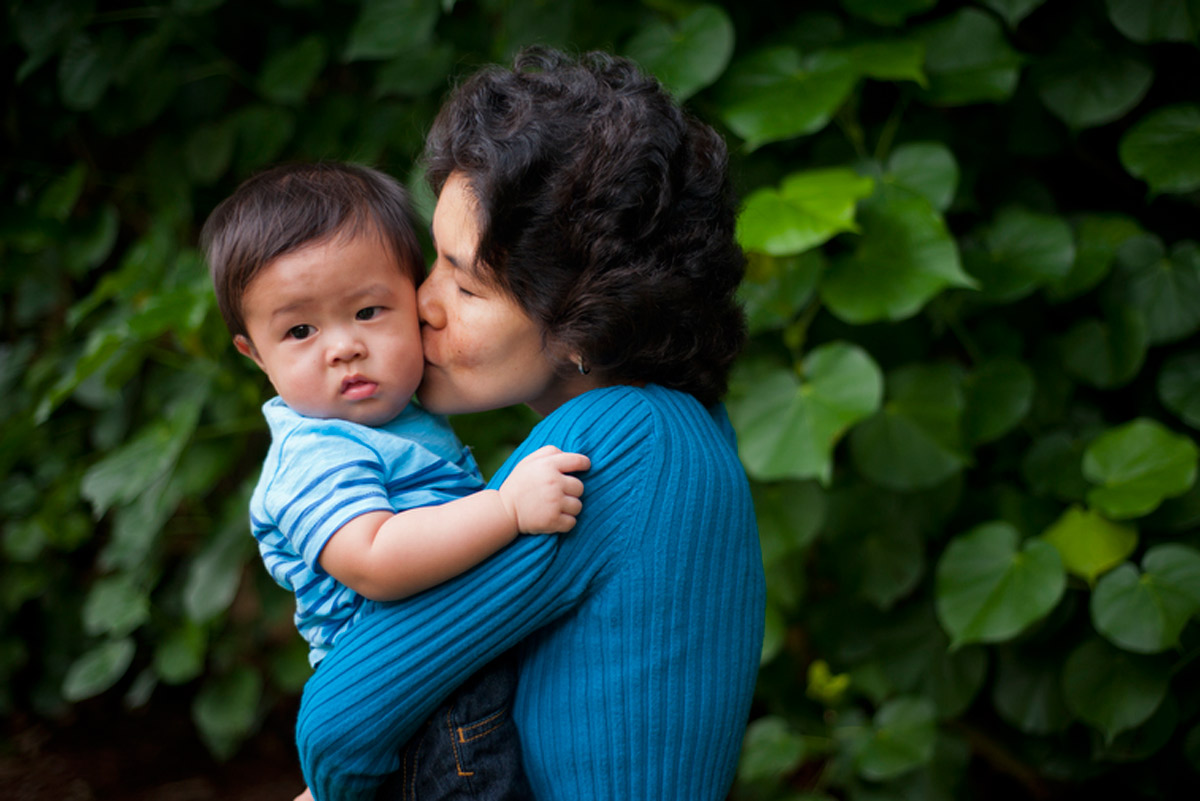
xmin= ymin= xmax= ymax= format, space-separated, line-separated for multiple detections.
xmin=424 ymin=47 xmax=746 ymax=407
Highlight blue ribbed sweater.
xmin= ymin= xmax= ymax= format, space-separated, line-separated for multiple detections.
xmin=296 ymin=385 xmax=766 ymax=801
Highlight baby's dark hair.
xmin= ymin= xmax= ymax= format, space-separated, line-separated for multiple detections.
xmin=201 ymin=162 xmax=424 ymax=339
xmin=424 ymin=48 xmax=746 ymax=407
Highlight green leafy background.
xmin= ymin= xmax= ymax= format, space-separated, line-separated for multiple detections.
xmin=4 ymin=0 xmax=1200 ymax=798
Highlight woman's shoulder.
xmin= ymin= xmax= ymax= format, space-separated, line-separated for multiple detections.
xmin=532 ymin=384 xmax=734 ymax=461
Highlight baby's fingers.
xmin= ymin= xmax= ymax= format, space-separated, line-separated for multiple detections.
xmin=551 ymin=451 xmax=590 ymax=474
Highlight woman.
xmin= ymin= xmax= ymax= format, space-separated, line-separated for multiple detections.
xmin=296 ymin=48 xmax=765 ymax=801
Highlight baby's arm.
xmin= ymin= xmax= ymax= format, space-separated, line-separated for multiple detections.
xmin=318 ymin=445 xmax=589 ymax=601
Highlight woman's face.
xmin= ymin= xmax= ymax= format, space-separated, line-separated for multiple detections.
xmin=417 ymin=172 xmax=583 ymax=417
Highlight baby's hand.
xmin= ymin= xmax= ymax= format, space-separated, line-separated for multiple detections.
xmin=499 ymin=445 xmax=590 ymax=534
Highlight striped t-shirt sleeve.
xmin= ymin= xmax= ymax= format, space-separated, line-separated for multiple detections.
xmin=262 ymin=428 xmax=394 ymax=571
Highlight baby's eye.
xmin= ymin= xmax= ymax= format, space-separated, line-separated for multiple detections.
xmin=286 ymin=324 xmax=313 ymax=340
xmin=457 ymin=285 xmax=476 ymax=298
xmin=356 ymin=306 xmax=382 ymax=321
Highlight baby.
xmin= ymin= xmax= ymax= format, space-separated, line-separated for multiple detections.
xmin=202 ymin=161 xmax=588 ymax=799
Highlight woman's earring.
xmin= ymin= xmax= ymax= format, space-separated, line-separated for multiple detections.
xmin=575 ymin=358 xmax=590 ymax=376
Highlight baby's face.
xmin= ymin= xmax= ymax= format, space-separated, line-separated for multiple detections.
xmin=236 ymin=231 xmax=423 ymax=427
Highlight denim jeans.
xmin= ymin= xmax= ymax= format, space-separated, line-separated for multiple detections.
xmin=375 ymin=653 xmax=532 ymax=801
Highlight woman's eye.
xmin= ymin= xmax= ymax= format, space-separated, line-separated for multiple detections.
xmin=286 ymin=324 xmax=313 ymax=340
xmin=356 ymin=306 xmax=381 ymax=321
xmin=457 ymin=285 xmax=476 ymax=298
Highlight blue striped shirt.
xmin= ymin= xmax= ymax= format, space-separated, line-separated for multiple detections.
xmin=249 ymin=397 xmax=483 ymax=666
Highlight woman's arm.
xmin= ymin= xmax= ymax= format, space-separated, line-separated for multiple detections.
xmin=296 ymin=391 xmax=650 ymax=801
xmin=298 ymin=532 xmax=568 ymax=801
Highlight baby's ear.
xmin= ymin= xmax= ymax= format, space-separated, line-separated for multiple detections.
xmin=234 ymin=334 xmax=265 ymax=370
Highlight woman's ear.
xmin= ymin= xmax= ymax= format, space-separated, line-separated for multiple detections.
xmin=234 ymin=334 xmax=266 ymax=371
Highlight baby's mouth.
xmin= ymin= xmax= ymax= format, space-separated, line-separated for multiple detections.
xmin=341 ymin=376 xmax=378 ymax=399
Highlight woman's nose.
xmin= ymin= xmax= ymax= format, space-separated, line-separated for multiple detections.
xmin=417 ymin=269 xmax=445 ymax=328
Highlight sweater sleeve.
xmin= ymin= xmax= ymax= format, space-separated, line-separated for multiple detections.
xmin=295 ymin=389 xmax=654 ymax=801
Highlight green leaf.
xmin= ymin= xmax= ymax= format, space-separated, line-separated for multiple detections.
xmin=1063 ymin=638 xmax=1169 ymax=742
xmin=1083 ymin=419 xmax=1199 ymax=519
xmin=1093 ymin=698 xmax=1180 ymax=764
xmin=173 ymin=0 xmax=226 ymax=12
xmin=1187 ymin=723 xmax=1200 ymax=773
xmin=886 ymin=141 xmax=959 ymax=213
xmin=728 ymin=343 xmax=883 ymax=484
xmin=1042 ymin=505 xmax=1138 ymax=585
xmin=258 ymin=35 xmax=327 ymax=105
xmin=1159 ymin=351 xmax=1200 ymax=429
xmin=184 ymin=506 xmax=253 ymax=623
xmin=926 ymin=643 xmax=988 ymax=719
xmin=82 ymin=573 xmax=151 ymax=638
xmin=192 ymin=666 xmax=262 ymax=760
xmin=962 ymin=357 xmax=1034 ymax=446
xmin=716 ymin=46 xmax=858 ymax=149
xmin=1117 ymin=240 xmax=1200 ymax=345
xmin=1119 ymin=104 xmax=1200 ymax=195
xmin=1092 ymin=544 xmax=1200 ymax=653
xmin=343 ymin=0 xmax=440 ymax=62
xmin=738 ymin=251 xmax=824 ymax=334
xmin=992 ymin=647 xmax=1073 ymax=735
xmin=62 ymin=637 xmax=136 ymax=702
xmin=964 ymin=206 xmax=1075 ymax=302
xmin=233 ymin=105 xmax=295 ymax=173
xmin=374 ymin=40 xmax=456 ymax=98
xmin=1048 ymin=214 xmax=1143 ymax=302
xmin=842 ymin=605 xmax=984 ymax=718
xmin=822 ymin=185 xmax=974 ymax=324
xmin=843 ymin=0 xmax=937 ymax=26
xmin=185 ymin=122 xmax=236 ymax=186
xmin=1032 ymin=38 xmax=1152 ymax=130
xmin=737 ymin=168 xmax=875 ymax=256
xmin=38 ymin=162 xmax=87 ymax=222
xmin=58 ymin=31 xmax=119 ymax=111
xmin=738 ymin=716 xmax=807 ymax=784
xmin=859 ymin=527 xmax=925 ymax=610
xmin=807 ymin=659 xmax=851 ymax=706
xmin=834 ymin=39 xmax=927 ymax=85
xmin=850 ymin=363 xmax=968 ymax=491
xmin=66 ymin=204 xmax=120 ymax=274
xmin=34 ymin=336 xmax=121 ymax=424
xmin=917 ymin=9 xmax=1024 ymax=106
xmin=935 ymin=522 xmax=1066 ymax=648
xmin=81 ymin=391 xmax=205 ymax=518
xmin=1106 ymin=0 xmax=1200 ymax=42
xmin=154 ymin=621 xmax=207 ymax=685
xmin=624 ymin=4 xmax=734 ymax=101
xmin=1059 ymin=306 xmax=1148 ymax=389
xmin=855 ymin=697 xmax=937 ymax=781
xmin=980 ymin=0 xmax=1048 ymax=27
xmin=753 ymin=480 xmax=827 ymax=561
xmin=760 ymin=601 xmax=785 ymax=665
xmin=14 ymin=0 xmax=92 ymax=82
xmin=101 ymin=479 xmax=177 ymax=572
xmin=823 ymin=481 xmax=961 ymax=592
xmin=269 ymin=638 xmax=313 ymax=694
